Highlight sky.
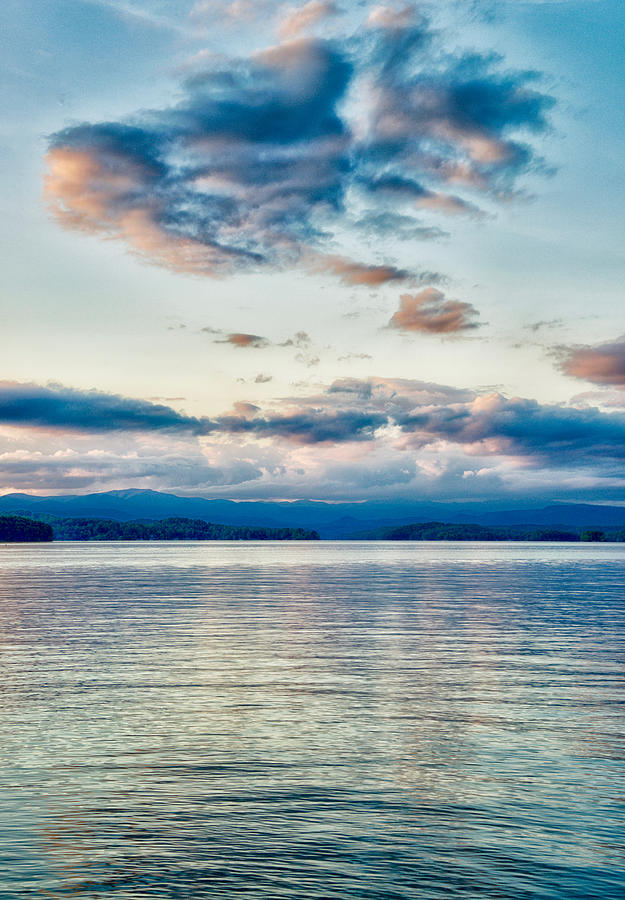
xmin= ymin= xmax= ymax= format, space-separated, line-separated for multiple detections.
xmin=1 ymin=0 xmax=624 ymax=505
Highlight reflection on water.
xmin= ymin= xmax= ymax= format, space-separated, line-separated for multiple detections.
xmin=0 ymin=541 xmax=624 ymax=898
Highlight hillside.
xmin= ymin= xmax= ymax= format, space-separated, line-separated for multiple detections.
xmin=0 ymin=515 xmax=53 ymax=542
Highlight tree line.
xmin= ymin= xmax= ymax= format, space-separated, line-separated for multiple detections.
xmin=2 ymin=513 xmax=622 ymax=543
xmin=1 ymin=514 xmax=320 ymax=541
xmin=0 ymin=516 xmax=53 ymax=542
xmin=350 ymin=522 xmax=623 ymax=542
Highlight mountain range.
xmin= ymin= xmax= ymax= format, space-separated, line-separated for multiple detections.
xmin=2 ymin=490 xmax=625 ymax=538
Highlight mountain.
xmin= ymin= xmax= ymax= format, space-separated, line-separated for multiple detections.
xmin=463 ymin=504 xmax=625 ymax=529
xmin=2 ymin=490 xmax=625 ymax=538
xmin=0 ymin=490 xmax=428 ymax=537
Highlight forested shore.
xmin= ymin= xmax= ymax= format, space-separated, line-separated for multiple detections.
xmin=0 ymin=515 xmax=53 ymax=542
xmin=347 ymin=522 xmax=619 ymax=541
xmin=2 ymin=514 xmax=622 ymax=543
xmin=0 ymin=514 xmax=319 ymax=541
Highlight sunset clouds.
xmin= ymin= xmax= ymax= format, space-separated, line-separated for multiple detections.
xmin=3 ymin=1 xmax=623 ymax=507
xmin=389 ymin=288 xmax=481 ymax=334
xmin=557 ymin=337 xmax=625 ymax=388
xmin=5 ymin=377 xmax=625 ymax=494
xmin=45 ymin=7 xmax=553 ymax=283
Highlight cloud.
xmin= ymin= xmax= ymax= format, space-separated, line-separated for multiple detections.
xmin=366 ymin=4 xmax=421 ymax=31
xmin=209 ymin=327 xmax=317 ymax=356
xmin=216 ymin=332 xmax=270 ymax=348
xmin=310 ymin=254 xmax=410 ymax=285
xmin=353 ymin=210 xmax=447 ymax=240
xmin=9 ymin=377 xmax=625 ymax=474
xmin=189 ymin=0 xmax=278 ymax=29
xmin=361 ymin=173 xmax=483 ymax=217
xmin=279 ymin=1 xmax=339 ymax=39
xmin=45 ymin=11 xmax=553 ymax=282
xmin=362 ymin=14 xmax=554 ymax=195
xmin=279 ymin=330 xmax=311 ymax=347
xmin=0 ymin=381 xmax=213 ymax=435
xmin=254 ymin=373 xmax=273 ymax=383
xmin=215 ymin=407 xmax=388 ymax=444
xmin=525 ymin=318 xmax=563 ymax=333
xmin=389 ymin=287 xmax=481 ymax=333
xmin=0 ymin=444 xmax=262 ymax=493
xmin=557 ymin=337 xmax=625 ymax=387
xmin=204 ymin=326 xmax=316 ymax=354
xmin=46 ymin=38 xmax=352 ymax=276
xmin=570 ymin=390 xmax=625 ymax=409
xmin=5 ymin=375 xmax=625 ymax=501
xmin=209 ymin=377 xmax=625 ymax=467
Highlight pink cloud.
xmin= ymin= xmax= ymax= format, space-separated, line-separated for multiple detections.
xmin=217 ymin=333 xmax=269 ymax=348
xmin=389 ymin=288 xmax=481 ymax=334
xmin=279 ymin=1 xmax=338 ymax=39
xmin=558 ymin=338 xmax=625 ymax=387
xmin=311 ymin=254 xmax=409 ymax=285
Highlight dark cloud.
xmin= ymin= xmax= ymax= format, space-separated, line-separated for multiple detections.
xmin=211 ymin=377 xmax=625 ymax=463
xmin=45 ymin=11 xmax=553 ymax=281
xmin=0 ymin=381 xmax=213 ymax=435
xmin=254 ymin=373 xmax=273 ymax=383
xmin=360 ymin=173 xmax=483 ymax=217
xmin=556 ymin=337 xmax=625 ymax=387
xmin=394 ymin=393 xmax=625 ymax=464
xmin=389 ymin=287 xmax=481 ymax=333
xmin=215 ymin=408 xmax=387 ymax=444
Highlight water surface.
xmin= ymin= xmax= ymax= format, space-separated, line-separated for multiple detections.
xmin=1 ymin=541 xmax=624 ymax=898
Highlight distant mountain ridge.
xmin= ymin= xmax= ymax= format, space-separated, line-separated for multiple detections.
xmin=2 ymin=490 xmax=625 ymax=538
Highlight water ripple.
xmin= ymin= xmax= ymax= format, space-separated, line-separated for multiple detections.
xmin=0 ymin=542 xmax=624 ymax=898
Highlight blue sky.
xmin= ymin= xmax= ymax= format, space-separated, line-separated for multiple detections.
xmin=1 ymin=0 xmax=624 ymax=503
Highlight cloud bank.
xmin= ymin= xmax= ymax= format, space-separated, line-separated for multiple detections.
xmin=3 ymin=376 xmax=625 ymax=499
xmin=0 ymin=381 xmax=212 ymax=434
xmin=4 ymin=376 xmax=625 ymax=466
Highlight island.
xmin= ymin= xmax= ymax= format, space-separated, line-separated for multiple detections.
xmin=346 ymin=522 xmax=618 ymax=542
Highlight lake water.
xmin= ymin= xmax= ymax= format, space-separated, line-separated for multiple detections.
xmin=0 ymin=541 xmax=624 ymax=898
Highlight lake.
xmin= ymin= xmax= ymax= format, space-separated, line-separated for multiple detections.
xmin=1 ymin=541 xmax=624 ymax=898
